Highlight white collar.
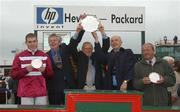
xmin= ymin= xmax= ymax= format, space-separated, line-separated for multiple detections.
xmin=27 ymin=48 xmax=38 ymax=55
xmin=146 ymin=57 xmax=156 ymax=66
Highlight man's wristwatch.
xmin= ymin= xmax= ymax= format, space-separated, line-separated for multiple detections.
xmin=123 ymin=80 xmax=128 ymax=84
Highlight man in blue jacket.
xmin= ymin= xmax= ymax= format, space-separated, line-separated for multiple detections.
xmin=46 ymin=25 xmax=85 ymax=105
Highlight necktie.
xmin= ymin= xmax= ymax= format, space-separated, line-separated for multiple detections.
xmin=54 ymin=52 xmax=62 ymax=69
xmin=149 ymin=60 xmax=152 ymax=66
xmin=86 ymin=59 xmax=95 ymax=86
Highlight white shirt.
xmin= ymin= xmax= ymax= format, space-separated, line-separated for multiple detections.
xmin=85 ymin=59 xmax=95 ymax=86
xmin=146 ymin=57 xmax=156 ymax=66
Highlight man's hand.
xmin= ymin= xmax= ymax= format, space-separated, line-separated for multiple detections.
xmin=98 ymin=22 xmax=105 ymax=34
xmin=79 ymin=13 xmax=87 ymax=20
xmin=76 ymin=24 xmax=83 ymax=33
xmin=120 ymin=82 xmax=127 ymax=91
xmin=37 ymin=66 xmax=46 ymax=73
xmin=91 ymin=31 xmax=98 ymax=43
xmin=156 ymin=75 xmax=164 ymax=84
xmin=76 ymin=13 xmax=87 ymax=33
xmin=143 ymin=76 xmax=151 ymax=84
xmin=26 ymin=65 xmax=33 ymax=72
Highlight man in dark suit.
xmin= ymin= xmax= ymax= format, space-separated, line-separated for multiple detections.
xmin=74 ymin=24 xmax=110 ymax=90
xmin=46 ymin=25 xmax=85 ymax=105
xmin=92 ymin=32 xmax=137 ymax=90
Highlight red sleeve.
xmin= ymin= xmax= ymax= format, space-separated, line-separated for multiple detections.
xmin=11 ymin=54 xmax=28 ymax=80
xmin=42 ymin=55 xmax=54 ymax=78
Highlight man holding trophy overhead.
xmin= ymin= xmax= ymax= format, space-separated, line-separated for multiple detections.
xmin=84 ymin=13 xmax=137 ymax=91
xmin=74 ymin=14 xmax=110 ymax=90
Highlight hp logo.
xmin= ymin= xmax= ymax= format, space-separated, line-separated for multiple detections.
xmin=42 ymin=8 xmax=58 ymax=24
xmin=36 ymin=7 xmax=63 ymax=24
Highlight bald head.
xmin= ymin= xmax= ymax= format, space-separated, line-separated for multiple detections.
xmin=110 ymin=35 xmax=122 ymax=49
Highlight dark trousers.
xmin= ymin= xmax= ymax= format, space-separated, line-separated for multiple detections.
xmin=112 ymin=85 xmax=119 ymax=90
xmin=48 ymin=91 xmax=65 ymax=105
xmin=14 ymin=92 xmax=21 ymax=104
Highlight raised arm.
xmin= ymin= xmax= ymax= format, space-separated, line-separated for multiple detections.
xmin=92 ymin=31 xmax=108 ymax=64
xmin=68 ymin=24 xmax=85 ymax=64
xmin=98 ymin=23 xmax=110 ymax=53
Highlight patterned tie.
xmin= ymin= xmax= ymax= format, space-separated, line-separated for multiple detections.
xmin=149 ymin=60 xmax=152 ymax=66
xmin=54 ymin=52 xmax=62 ymax=69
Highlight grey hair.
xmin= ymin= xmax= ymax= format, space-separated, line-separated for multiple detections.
xmin=163 ymin=56 xmax=175 ymax=62
xmin=48 ymin=33 xmax=62 ymax=42
xmin=143 ymin=43 xmax=155 ymax=51
xmin=82 ymin=42 xmax=93 ymax=50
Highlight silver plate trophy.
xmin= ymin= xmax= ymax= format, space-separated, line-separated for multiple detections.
xmin=149 ymin=72 xmax=160 ymax=83
xmin=81 ymin=15 xmax=99 ymax=32
xmin=31 ymin=59 xmax=42 ymax=69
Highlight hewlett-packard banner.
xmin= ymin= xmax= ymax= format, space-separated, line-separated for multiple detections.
xmin=34 ymin=6 xmax=145 ymax=31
